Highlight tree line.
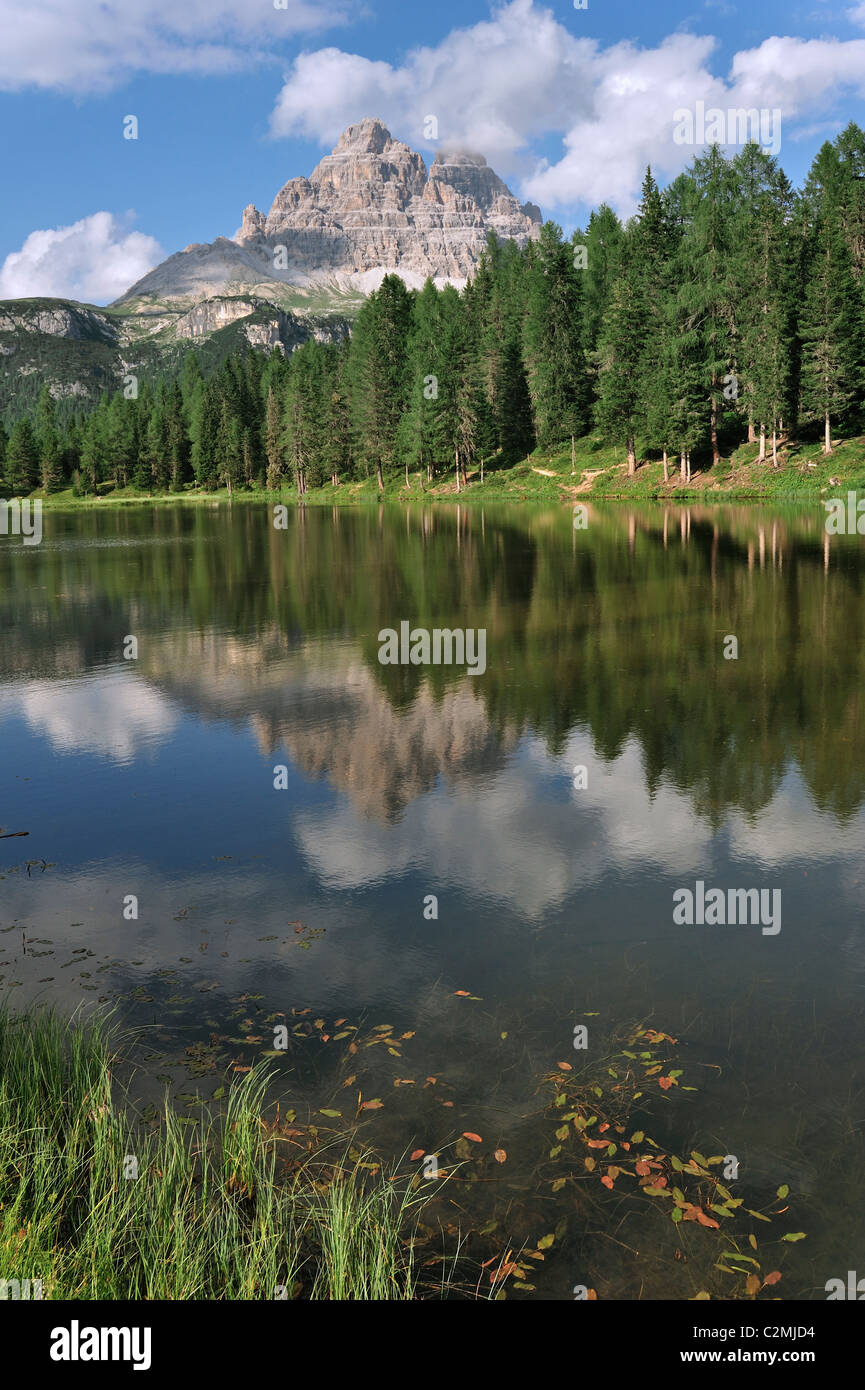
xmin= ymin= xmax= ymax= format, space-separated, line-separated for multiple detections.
xmin=1 ymin=125 xmax=863 ymax=496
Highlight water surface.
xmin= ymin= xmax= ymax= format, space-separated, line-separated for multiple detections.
xmin=2 ymin=500 xmax=863 ymax=1298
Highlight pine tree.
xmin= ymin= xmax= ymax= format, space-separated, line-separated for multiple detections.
xmin=5 ymin=419 xmax=38 ymax=495
xmin=522 ymin=220 xmax=589 ymax=448
xmin=35 ymin=386 xmax=64 ymax=493
xmin=264 ymin=386 xmax=284 ymax=489
xmin=799 ymin=211 xmax=863 ymax=452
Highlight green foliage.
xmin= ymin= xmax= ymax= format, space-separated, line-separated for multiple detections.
xmin=5 ymin=123 xmax=865 ymax=494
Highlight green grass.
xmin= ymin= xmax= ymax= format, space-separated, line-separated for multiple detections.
xmin=0 ymin=1005 xmax=438 ymax=1300
xmin=28 ymin=426 xmax=865 ymax=511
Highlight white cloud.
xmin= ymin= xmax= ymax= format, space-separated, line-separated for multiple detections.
xmin=0 ymin=674 xmax=178 ymax=761
xmin=269 ymin=0 xmax=865 ymax=218
xmin=849 ymin=2 xmax=865 ymax=28
xmin=0 ymin=0 xmax=353 ymax=92
xmin=0 ymin=212 xmax=164 ymax=304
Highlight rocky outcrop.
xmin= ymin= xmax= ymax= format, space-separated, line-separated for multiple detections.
xmin=117 ymin=118 xmax=541 ymax=306
xmin=0 ymin=302 xmax=118 ymax=342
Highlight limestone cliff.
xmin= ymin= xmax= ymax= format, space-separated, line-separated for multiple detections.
xmin=118 ymin=118 xmax=541 ymax=306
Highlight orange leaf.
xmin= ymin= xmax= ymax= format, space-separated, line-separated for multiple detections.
xmin=462 ymin=1132 xmax=483 ymax=1143
xmin=763 ymin=1271 xmax=782 ymax=1286
xmin=599 ymin=1122 xmax=609 ymax=1133
xmin=494 ymin=1149 xmax=507 ymax=1163
xmin=601 ymin=1175 xmax=614 ymax=1189
xmin=410 ymin=1148 xmax=425 ymax=1161
xmin=586 ymin=1288 xmax=598 ymax=1300
xmin=745 ymin=1274 xmax=761 ymax=1296
xmin=557 ymin=1062 xmax=572 ymax=1071
xmin=658 ymin=1076 xmax=673 ymax=1090
xmin=695 ymin=1210 xmax=719 ymax=1228
xmin=587 ymin=1139 xmax=610 ymax=1148
xmin=360 ymin=1099 xmax=383 ymax=1110
xmin=454 ymin=990 xmax=471 ymax=997
xmin=635 ymin=1160 xmax=652 ymax=1176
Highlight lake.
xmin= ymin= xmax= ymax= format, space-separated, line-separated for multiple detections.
xmin=2 ymin=499 xmax=863 ymax=1299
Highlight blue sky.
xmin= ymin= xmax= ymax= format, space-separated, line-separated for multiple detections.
xmin=0 ymin=0 xmax=864 ymax=302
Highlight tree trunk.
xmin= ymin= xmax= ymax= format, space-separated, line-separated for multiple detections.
xmin=772 ymin=427 xmax=778 ymax=469
xmin=376 ymin=461 xmax=384 ymax=490
xmin=662 ymin=449 xmax=668 ymax=484
xmin=686 ymin=452 xmax=692 ymax=484
xmin=455 ymin=448 xmax=460 ymax=493
xmin=627 ymin=435 xmax=636 ymax=476
xmin=570 ymin=434 xmax=576 ymax=477
xmin=405 ymin=461 xmax=409 ymax=490
xmin=748 ymin=420 xmax=756 ymax=444
xmin=480 ymin=456 xmax=485 ymax=485
xmin=758 ymin=424 xmax=766 ymax=461
xmin=824 ymin=412 xmax=832 ymax=454
xmin=680 ymin=451 xmax=687 ymax=482
xmin=710 ymin=395 xmax=719 ymax=467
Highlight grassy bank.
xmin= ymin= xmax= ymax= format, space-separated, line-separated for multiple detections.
xmin=0 ymin=1006 xmax=438 ymax=1300
xmin=24 ymin=429 xmax=865 ymax=511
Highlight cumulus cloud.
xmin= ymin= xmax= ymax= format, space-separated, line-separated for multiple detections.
xmin=849 ymin=2 xmax=865 ymax=28
xmin=269 ymin=0 xmax=865 ymax=218
xmin=0 ymin=0 xmax=353 ymax=92
xmin=0 ymin=212 xmax=164 ymax=304
xmin=0 ymin=673 xmax=178 ymax=762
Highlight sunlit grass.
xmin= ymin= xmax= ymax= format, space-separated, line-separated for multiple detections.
xmin=0 ymin=1005 xmax=435 ymax=1300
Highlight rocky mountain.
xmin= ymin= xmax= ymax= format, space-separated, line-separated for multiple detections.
xmin=0 ymin=119 xmax=541 ymax=421
xmin=118 ymin=118 xmax=541 ymax=310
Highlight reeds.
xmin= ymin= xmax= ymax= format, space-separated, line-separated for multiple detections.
xmin=0 ymin=1005 xmax=434 ymax=1300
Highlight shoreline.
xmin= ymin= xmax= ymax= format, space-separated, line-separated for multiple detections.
xmin=17 ymin=432 xmax=864 ymax=511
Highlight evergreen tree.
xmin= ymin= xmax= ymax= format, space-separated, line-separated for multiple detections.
xmin=5 ymin=418 xmax=38 ymax=495
xmin=35 ymin=386 xmax=64 ymax=493
xmin=522 ymin=221 xmax=589 ymax=448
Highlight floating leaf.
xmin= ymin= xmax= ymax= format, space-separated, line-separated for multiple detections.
xmin=319 ymin=1108 xmax=341 ymax=1118
xmin=410 ymin=1149 xmax=425 ymax=1161
xmin=557 ymin=1062 xmax=572 ymax=1071
xmin=745 ymin=1274 xmax=761 ymax=1296
xmin=537 ymin=1234 xmax=555 ymax=1250
xmin=462 ymin=1132 xmax=482 ymax=1143
xmin=776 ymin=1184 xmax=789 ymax=1199
xmin=763 ymin=1271 xmax=782 ymax=1286
xmin=494 ymin=1149 xmax=507 ymax=1164
xmin=360 ymin=1099 xmax=383 ymax=1110
xmin=781 ymin=1232 xmax=806 ymax=1242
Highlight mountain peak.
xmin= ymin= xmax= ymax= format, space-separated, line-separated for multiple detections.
xmin=117 ymin=119 xmax=541 ymax=307
xmin=332 ymin=118 xmax=394 ymax=155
